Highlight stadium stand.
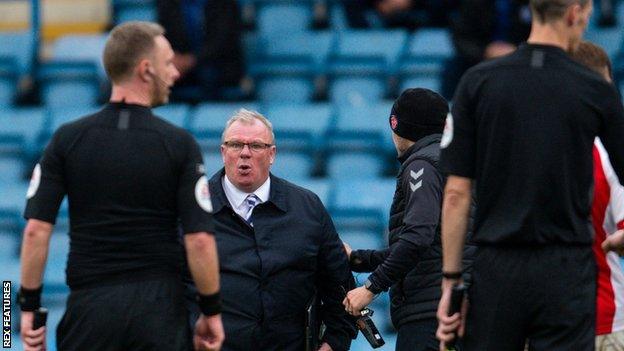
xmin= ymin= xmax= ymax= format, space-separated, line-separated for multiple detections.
xmin=3 ymin=1 xmax=624 ymax=350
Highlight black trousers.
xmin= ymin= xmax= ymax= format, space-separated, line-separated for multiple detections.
xmin=464 ymin=245 xmax=596 ymax=351
xmin=57 ymin=277 xmax=191 ymax=351
xmin=395 ymin=318 xmax=441 ymax=351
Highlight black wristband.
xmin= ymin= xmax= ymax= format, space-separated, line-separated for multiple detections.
xmin=442 ymin=271 xmax=462 ymax=280
xmin=17 ymin=286 xmax=43 ymax=312
xmin=196 ymin=292 xmax=222 ymax=316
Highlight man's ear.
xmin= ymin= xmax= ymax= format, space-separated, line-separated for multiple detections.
xmin=137 ymin=59 xmax=152 ymax=82
xmin=566 ymin=3 xmax=583 ymax=26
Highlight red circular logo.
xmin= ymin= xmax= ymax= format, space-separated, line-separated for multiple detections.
xmin=390 ymin=115 xmax=398 ymax=130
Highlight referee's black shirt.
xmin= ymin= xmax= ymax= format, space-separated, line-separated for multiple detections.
xmin=24 ymin=102 xmax=215 ymax=289
xmin=440 ymin=43 xmax=624 ymax=245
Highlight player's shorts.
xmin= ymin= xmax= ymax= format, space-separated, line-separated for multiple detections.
xmin=463 ymin=245 xmax=596 ymax=351
xmin=57 ymin=276 xmax=191 ymax=351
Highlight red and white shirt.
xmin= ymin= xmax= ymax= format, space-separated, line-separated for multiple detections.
xmin=593 ymin=139 xmax=624 ymax=335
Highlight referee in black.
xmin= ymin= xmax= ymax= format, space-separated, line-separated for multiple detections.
xmin=435 ymin=0 xmax=624 ymax=350
xmin=18 ymin=22 xmax=224 ymax=351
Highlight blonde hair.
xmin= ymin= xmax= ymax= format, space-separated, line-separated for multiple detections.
xmin=222 ymin=109 xmax=275 ymax=143
xmin=103 ymin=21 xmax=164 ymax=84
xmin=530 ymin=0 xmax=590 ymax=23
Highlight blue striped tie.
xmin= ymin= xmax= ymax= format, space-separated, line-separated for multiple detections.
xmin=244 ymin=194 xmax=259 ymax=225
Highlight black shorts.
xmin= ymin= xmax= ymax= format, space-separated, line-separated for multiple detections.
xmin=463 ymin=245 xmax=596 ymax=351
xmin=396 ymin=318 xmax=442 ymax=351
xmin=57 ymin=277 xmax=191 ymax=351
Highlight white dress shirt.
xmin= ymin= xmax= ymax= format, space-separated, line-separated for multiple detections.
xmin=222 ymin=175 xmax=271 ymax=219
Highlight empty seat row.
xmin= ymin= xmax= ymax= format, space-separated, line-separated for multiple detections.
xmin=0 ymin=102 xmax=400 ymax=159
xmin=248 ymin=29 xmax=452 ymax=103
xmin=0 ymin=31 xmax=34 ymax=106
xmin=112 ymin=0 xmax=364 ymax=33
xmin=23 ymin=29 xmax=452 ymax=108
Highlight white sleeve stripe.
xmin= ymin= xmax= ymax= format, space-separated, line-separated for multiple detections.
xmin=596 ymin=139 xmax=624 ymax=223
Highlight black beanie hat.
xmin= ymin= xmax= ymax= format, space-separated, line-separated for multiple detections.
xmin=389 ymin=88 xmax=449 ymax=142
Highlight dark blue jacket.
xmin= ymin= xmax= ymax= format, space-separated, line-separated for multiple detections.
xmin=209 ymin=170 xmax=356 ymax=351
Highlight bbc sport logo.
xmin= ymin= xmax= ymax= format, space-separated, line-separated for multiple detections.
xmin=2 ymin=281 xmax=10 ymax=349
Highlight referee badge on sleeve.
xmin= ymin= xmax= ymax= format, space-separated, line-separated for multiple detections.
xmin=440 ymin=113 xmax=454 ymax=149
xmin=194 ymin=175 xmax=213 ymax=213
xmin=26 ymin=164 xmax=41 ymax=199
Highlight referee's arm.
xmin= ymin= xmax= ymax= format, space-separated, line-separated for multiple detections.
xmin=184 ymin=232 xmax=220 ymax=295
xmin=436 ymin=175 xmax=472 ymax=346
xmin=441 ymin=176 xmax=472 ymax=276
xmin=20 ymin=219 xmax=53 ymax=290
xmin=19 ymin=219 xmax=54 ymax=351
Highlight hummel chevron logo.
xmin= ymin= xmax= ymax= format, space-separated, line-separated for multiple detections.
xmin=410 ymin=168 xmax=423 ymax=192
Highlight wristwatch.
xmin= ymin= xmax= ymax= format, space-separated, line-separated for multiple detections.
xmin=364 ymin=279 xmax=383 ymax=295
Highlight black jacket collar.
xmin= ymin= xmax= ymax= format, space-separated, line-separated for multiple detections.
xmin=209 ymin=169 xmax=288 ymax=213
xmin=397 ymin=134 xmax=442 ymax=164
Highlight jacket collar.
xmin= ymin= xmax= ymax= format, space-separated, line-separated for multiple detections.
xmin=397 ymin=133 xmax=442 ymax=164
xmin=209 ymin=169 xmax=288 ymax=213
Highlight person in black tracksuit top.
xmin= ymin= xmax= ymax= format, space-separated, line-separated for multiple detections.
xmin=436 ymin=1 xmax=624 ymax=350
xmin=343 ymin=88 xmax=474 ymax=350
xmin=17 ymin=22 xmax=224 ymax=351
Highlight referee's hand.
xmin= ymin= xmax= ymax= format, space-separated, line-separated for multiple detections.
xmin=436 ymin=278 xmax=466 ymax=351
xmin=20 ymin=311 xmax=46 ymax=351
xmin=602 ymin=229 xmax=624 ymax=256
xmin=194 ymin=314 xmax=224 ymax=351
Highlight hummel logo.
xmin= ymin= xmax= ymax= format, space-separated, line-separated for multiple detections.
xmin=410 ymin=168 xmax=423 ymax=192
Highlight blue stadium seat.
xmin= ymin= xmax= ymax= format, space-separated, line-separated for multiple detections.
xmin=0 ymin=31 xmax=33 ymax=75
xmin=398 ymin=74 xmax=441 ymax=95
xmin=0 ymin=230 xmax=19 ymax=258
xmin=153 ymin=104 xmax=191 ymax=128
xmin=398 ymin=29 xmax=452 ymax=96
xmin=585 ymin=26 xmax=624 ymax=58
xmin=400 ymin=29 xmax=453 ymax=72
xmin=202 ymin=151 xmax=224 ymax=177
xmin=251 ymin=31 xmax=334 ymax=75
xmin=329 ymin=77 xmax=387 ymax=106
xmin=190 ymin=103 xmax=261 ymax=151
xmin=0 ymin=108 xmax=46 ymax=157
xmin=0 ymin=182 xmax=27 ymax=228
xmin=257 ymin=3 xmax=313 ymax=35
xmin=266 ymin=103 xmax=333 ymax=151
xmin=327 ymin=30 xmax=407 ymax=106
xmin=243 ymin=33 xmax=262 ymax=65
xmin=0 ymin=76 xmax=15 ymax=107
xmin=270 ymin=152 xmax=315 ymax=180
xmin=256 ymin=75 xmax=317 ymax=103
xmin=39 ymin=61 xmax=101 ymax=108
xmin=332 ymin=178 xmax=395 ymax=212
xmin=0 ymin=157 xmax=25 ymax=184
xmin=329 ymin=3 xmax=349 ymax=30
xmin=329 ymin=29 xmax=407 ymax=75
xmin=114 ymin=0 xmax=156 ymax=24
xmin=296 ymin=178 xmax=332 ymax=206
xmin=326 ymin=152 xmax=387 ymax=179
xmin=328 ymin=102 xmax=394 ymax=152
xmin=330 ymin=178 xmax=395 ymax=232
xmin=51 ymin=34 xmax=109 ymax=80
xmin=39 ymin=34 xmax=109 ymax=108
xmin=0 ymin=31 xmax=34 ymax=106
